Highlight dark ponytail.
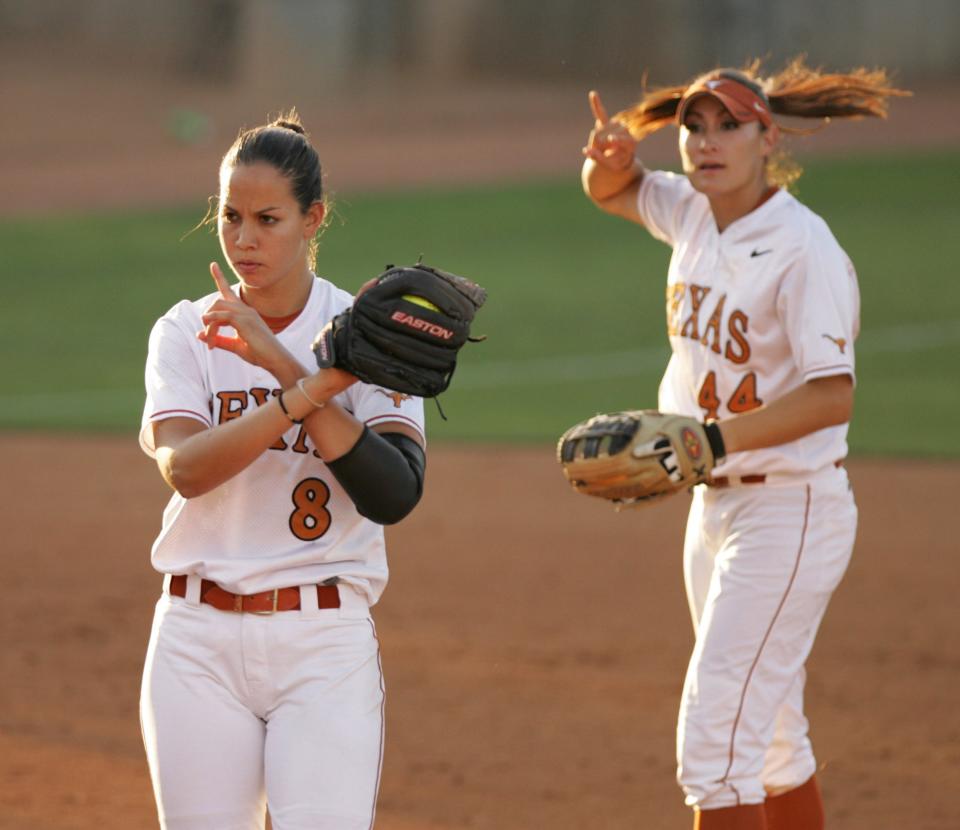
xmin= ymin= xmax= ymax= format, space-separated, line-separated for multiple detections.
xmin=206 ymin=108 xmax=329 ymax=265
xmin=222 ymin=108 xmax=323 ymax=214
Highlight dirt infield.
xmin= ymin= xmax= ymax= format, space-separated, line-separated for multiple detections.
xmin=1 ymin=434 xmax=957 ymax=829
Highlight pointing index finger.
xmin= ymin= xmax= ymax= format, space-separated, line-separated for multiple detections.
xmin=209 ymin=262 xmax=234 ymax=299
xmin=589 ymin=90 xmax=609 ymax=126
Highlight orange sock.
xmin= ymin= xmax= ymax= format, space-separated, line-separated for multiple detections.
xmin=694 ymin=803 xmax=767 ymax=829
xmin=764 ymin=776 xmax=825 ymax=830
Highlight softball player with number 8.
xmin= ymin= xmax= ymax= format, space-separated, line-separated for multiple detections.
xmin=582 ymin=59 xmax=907 ymax=828
xmin=139 ymin=111 xmax=426 ymax=829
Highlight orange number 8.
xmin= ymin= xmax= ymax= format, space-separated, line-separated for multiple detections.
xmin=289 ymin=478 xmax=332 ymax=541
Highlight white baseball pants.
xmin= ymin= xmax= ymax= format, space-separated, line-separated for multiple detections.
xmin=676 ymin=464 xmax=857 ymax=809
xmin=140 ymin=579 xmax=384 ymax=829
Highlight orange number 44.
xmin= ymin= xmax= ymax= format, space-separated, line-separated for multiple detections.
xmin=697 ymin=371 xmax=762 ymax=420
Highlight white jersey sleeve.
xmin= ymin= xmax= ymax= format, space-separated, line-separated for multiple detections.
xmin=777 ymin=218 xmax=859 ymax=383
xmin=345 ymin=382 xmax=426 ymax=441
xmin=140 ymin=300 xmax=213 ymax=456
xmin=636 ymin=170 xmax=701 ymax=246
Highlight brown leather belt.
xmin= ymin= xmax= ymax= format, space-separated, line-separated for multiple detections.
xmin=169 ymin=575 xmax=340 ymax=614
xmin=707 ymin=460 xmax=843 ymax=489
xmin=707 ymin=473 xmax=767 ymax=487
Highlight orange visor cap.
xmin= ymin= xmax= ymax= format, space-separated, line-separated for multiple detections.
xmin=677 ymin=77 xmax=773 ymax=129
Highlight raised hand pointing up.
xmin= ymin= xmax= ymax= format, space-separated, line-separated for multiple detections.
xmin=197 ymin=261 xmax=290 ymax=373
xmin=582 ymin=90 xmax=637 ymax=171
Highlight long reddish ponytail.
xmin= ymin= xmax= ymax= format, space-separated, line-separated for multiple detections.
xmin=614 ymin=57 xmax=910 ymax=186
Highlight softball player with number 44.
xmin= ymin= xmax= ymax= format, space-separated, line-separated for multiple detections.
xmin=560 ymin=59 xmax=908 ymax=828
xmin=139 ymin=111 xmax=484 ymax=829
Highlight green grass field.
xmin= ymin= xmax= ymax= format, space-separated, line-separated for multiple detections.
xmin=2 ymin=150 xmax=958 ymax=455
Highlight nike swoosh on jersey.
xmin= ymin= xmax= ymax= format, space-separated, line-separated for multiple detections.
xmin=750 ymin=248 xmax=773 ymax=257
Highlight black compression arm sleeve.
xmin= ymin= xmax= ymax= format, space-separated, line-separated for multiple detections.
xmin=325 ymin=427 xmax=425 ymax=525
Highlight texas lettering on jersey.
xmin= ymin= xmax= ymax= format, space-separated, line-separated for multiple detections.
xmin=638 ymin=170 xmax=857 ymax=475
xmin=666 ymin=282 xmax=751 ymax=365
xmin=217 ymin=388 xmax=323 ymax=456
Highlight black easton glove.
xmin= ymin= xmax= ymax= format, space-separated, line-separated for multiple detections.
xmin=312 ymin=262 xmax=487 ymax=397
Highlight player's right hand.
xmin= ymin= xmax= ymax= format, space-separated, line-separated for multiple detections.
xmin=197 ymin=262 xmax=294 ymax=374
xmin=583 ymin=90 xmax=637 ymax=171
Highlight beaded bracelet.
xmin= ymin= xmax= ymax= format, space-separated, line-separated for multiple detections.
xmin=297 ymin=377 xmax=327 ymax=410
xmin=277 ymin=390 xmax=303 ymax=424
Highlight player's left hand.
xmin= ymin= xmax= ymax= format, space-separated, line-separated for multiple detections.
xmin=197 ymin=262 xmax=294 ymax=372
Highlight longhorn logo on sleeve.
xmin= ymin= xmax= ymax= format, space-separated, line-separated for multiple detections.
xmin=391 ymin=311 xmax=454 ymax=340
xmin=822 ymin=333 xmax=847 ymax=354
xmin=375 ymin=388 xmax=412 ymax=408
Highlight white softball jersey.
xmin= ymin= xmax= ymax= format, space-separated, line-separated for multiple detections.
xmin=139 ymin=275 xmax=425 ymax=603
xmin=637 ymin=171 xmax=860 ymax=477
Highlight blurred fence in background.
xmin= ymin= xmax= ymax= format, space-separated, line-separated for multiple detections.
xmin=3 ymin=0 xmax=958 ymax=87
xmin=2 ymin=0 xmax=957 ymax=216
